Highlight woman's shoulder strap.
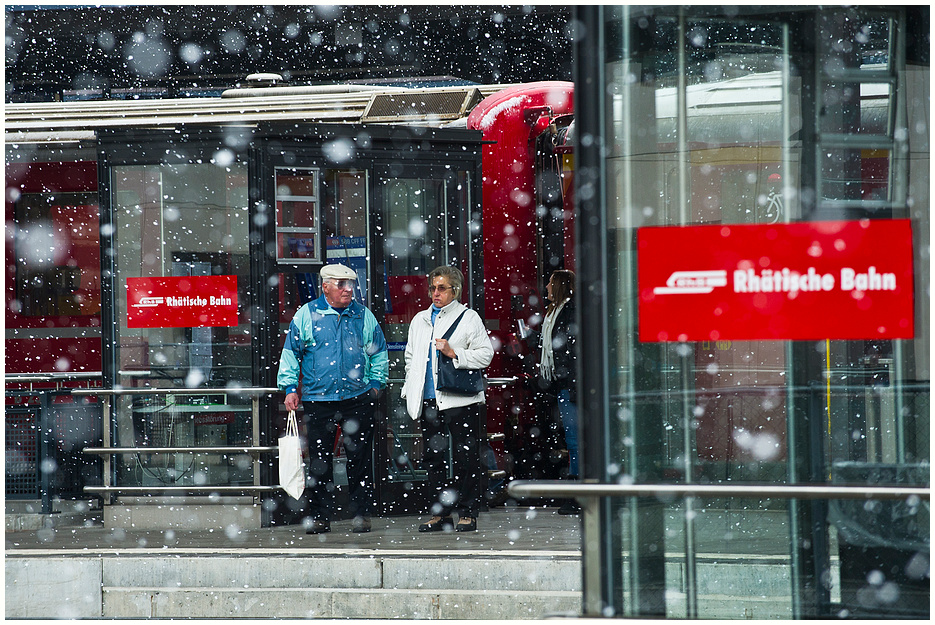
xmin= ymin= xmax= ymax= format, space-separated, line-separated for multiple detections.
xmin=441 ymin=308 xmax=468 ymax=339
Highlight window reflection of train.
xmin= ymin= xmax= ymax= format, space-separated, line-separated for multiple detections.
xmin=3 ymin=71 xmax=895 ymax=483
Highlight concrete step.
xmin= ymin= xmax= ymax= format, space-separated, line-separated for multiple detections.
xmin=6 ymin=551 xmax=581 ymax=619
xmin=102 ymin=587 xmax=581 ymax=619
xmin=5 ymin=507 xmax=803 ymax=619
xmin=102 ymin=553 xmax=579 ymax=591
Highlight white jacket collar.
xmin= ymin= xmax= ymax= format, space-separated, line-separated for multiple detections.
xmin=423 ymin=300 xmax=463 ymax=324
xmin=438 ymin=300 xmax=463 ymax=313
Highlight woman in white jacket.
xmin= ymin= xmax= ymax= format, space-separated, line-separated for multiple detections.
xmin=401 ymin=266 xmax=494 ymax=532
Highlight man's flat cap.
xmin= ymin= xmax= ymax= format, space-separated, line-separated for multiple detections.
xmin=320 ymin=263 xmax=358 ymax=281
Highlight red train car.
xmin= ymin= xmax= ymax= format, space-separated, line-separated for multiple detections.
xmin=466 ymin=82 xmax=575 ymax=479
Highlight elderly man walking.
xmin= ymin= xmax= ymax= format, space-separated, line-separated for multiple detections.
xmin=277 ymin=263 xmax=388 ymax=534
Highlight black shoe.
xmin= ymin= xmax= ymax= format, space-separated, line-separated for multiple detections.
xmin=455 ymin=516 xmax=476 ymax=532
xmin=557 ymin=500 xmax=581 ymax=515
xmin=418 ymin=516 xmax=453 ymax=532
xmin=306 ymin=519 xmax=331 ymax=534
xmin=352 ymin=516 xmax=372 ymax=533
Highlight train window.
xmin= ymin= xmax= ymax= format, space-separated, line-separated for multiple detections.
xmin=12 ymin=191 xmax=100 ymax=317
xmin=275 ymin=167 xmax=322 ymax=263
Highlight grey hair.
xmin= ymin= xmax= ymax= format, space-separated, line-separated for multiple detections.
xmin=427 ymin=265 xmax=464 ymax=299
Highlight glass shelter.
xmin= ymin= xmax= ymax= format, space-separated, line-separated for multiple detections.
xmin=569 ymin=5 xmax=929 ymax=620
xmin=97 ymin=123 xmax=484 ymax=522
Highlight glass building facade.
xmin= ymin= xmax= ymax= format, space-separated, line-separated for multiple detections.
xmin=572 ymin=6 xmax=928 ymax=619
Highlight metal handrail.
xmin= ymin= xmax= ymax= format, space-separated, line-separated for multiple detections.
xmin=386 ymin=376 xmax=518 ymax=386
xmin=507 ymin=480 xmax=930 ymax=501
xmin=71 ymin=387 xmax=279 ymax=396
xmin=77 ymin=386 xmax=281 ymax=503
xmin=487 ymin=376 xmax=519 ymax=387
xmin=83 ymin=446 xmax=278 ymax=455
xmin=5 ymin=372 xmax=103 ymax=383
xmin=83 ymin=485 xmax=281 ymax=494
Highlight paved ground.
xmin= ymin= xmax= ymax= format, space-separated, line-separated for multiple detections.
xmin=6 ymin=505 xmax=583 ymax=555
xmin=7 ymin=500 xmax=797 ymax=559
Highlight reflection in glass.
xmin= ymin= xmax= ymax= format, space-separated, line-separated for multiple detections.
xmin=110 ymin=162 xmax=251 ymax=487
xmin=600 ymin=6 xmax=927 ymax=619
xmin=378 ymin=171 xmax=473 ymax=497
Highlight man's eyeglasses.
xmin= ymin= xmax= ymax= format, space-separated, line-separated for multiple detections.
xmin=430 ymin=285 xmax=453 ymax=293
xmin=327 ymin=279 xmax=356 ymax=291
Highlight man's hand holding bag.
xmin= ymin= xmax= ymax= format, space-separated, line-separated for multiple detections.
xmin=278 ymin=410 xmax=306 ymax=499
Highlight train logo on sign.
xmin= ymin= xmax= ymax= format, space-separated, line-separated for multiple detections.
xmin=653 ymin=270 xmax=728 ymax=295
xmin=132 ymin=296 xmax=165 ymax=308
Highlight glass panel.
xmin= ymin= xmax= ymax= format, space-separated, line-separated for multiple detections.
xmin=110 ymin=161 xmax=251 ymax=487
xmin=13 ymin=192 xmax=100 ymax=317
xmin=274 ymin=168 xmax=370 ymax=494
xmin=323 ymin=169 xmax=369 ymax=298
xmin=606 ymin=12 xmax=797 ymax=618
xmin=813 ymin=11 xmax=929 ymax=616
xmin=379 ymin=170 xmax=473 ymax=490
xmin=816 ymin=12 xmax=896 ymax=209
xmin=275 ymin=167 xmax=370 ymax=326
xmin=819 ymin=83 xmax=891 ymax=137
xmin=277 ymin=170 xmax=318 ymax=197
xmin=600 ymin=6 xmax=928 ymax=619
xmin=279 ymin=200 xmax=318 ymax=229
xmin=277 ymin=232 xmax=318 ymax=262
xmin=382 ymin=176 xmax=445 ymax=483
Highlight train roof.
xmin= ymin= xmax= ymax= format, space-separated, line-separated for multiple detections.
xmin=5 ymin=83 xmax=512 ymax=146
xmin=7 ymin=70 xmax=890 ymax=149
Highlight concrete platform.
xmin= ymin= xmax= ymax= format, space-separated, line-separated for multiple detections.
xmin=6 ymin=504 xmax=801 ymax=619
xmin=6 ymin=505 xmax=582 ymax=552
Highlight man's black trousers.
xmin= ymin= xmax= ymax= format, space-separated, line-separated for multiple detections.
xmin=303 ymin=392 xmax=375 ymax=522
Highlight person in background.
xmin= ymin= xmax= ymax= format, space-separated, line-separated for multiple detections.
xmin=402 ymin=266 xmax=494 ymax=533
xmin=277 ymin=263 xmax=388 ymax=534
xmin=539 ymin=269 xmax=580 ymax=515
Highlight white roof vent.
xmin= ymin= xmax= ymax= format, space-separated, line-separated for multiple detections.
xmin=244 ymin=73 xmax=284 ymax=87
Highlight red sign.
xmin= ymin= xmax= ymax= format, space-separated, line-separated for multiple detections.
xmin=127 ymin=276 xmax=238 ymax=328
xmin=638 ymin=219 xmax=914 ymax=342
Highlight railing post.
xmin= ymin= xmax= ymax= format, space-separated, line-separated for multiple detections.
xmin=38 ymin=391 xmax=54 ymax=514
xmin=252 ymin=394 xmax=261 ymax=490
xmin=101 ymin=394 xmax=113 ymax=505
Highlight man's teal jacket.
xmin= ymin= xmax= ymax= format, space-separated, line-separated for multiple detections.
xmin=277 ymin=295 xmax=388 ymax=401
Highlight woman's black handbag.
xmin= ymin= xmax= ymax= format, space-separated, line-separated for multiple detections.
xmin=435 ymin=310 xmax=485 ymax=396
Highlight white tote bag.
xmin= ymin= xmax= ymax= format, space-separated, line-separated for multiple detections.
xmin=278 ymin=410 xmax=306 ymax=499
